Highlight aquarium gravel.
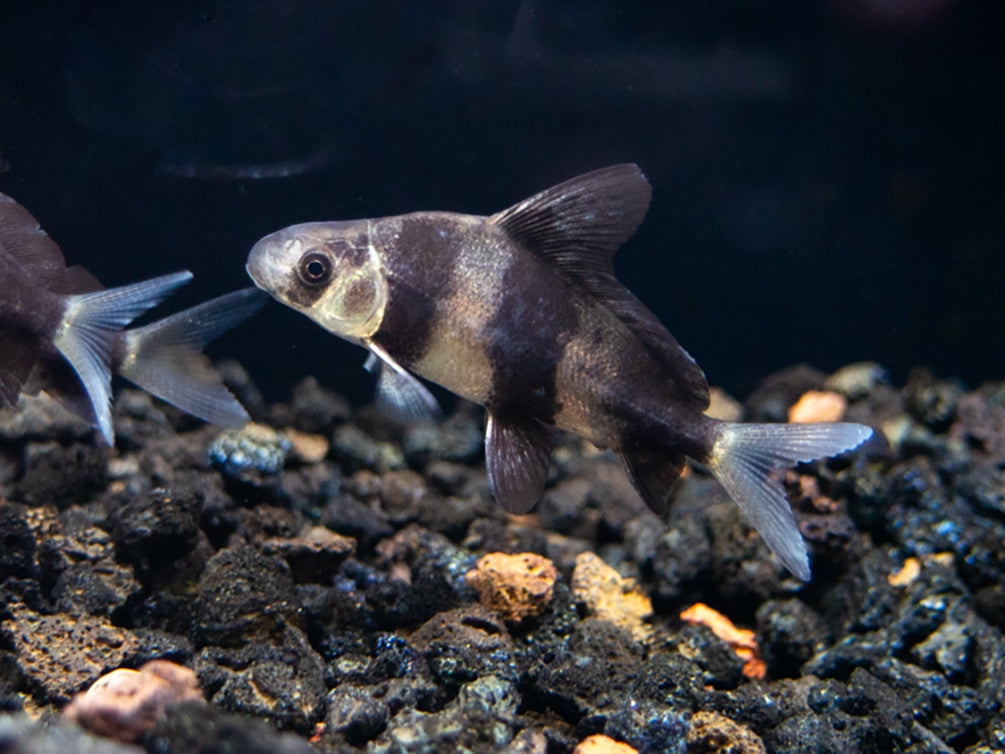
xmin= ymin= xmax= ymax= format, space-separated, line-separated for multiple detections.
xmin=0 ymin=362 xmax=1003 ymax=753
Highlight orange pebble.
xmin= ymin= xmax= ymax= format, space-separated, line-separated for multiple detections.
xmin=742 ymin=657 xmax=767 ymax=680
xmin=680 ymin=603 xmax=757 ymax=651
xmin=788 ymin=390 xmax=848 ymax=423
xmin=680 ymin=603 xmax=765 ymax=679
xmin=309 ymin=722 xmax=327 ymax=743
xmin=888 ymin=557 xmax=921 ymax=587
xmin=465 ymin=552 xmax=557 ymax=623
xmin=573 ymin=734 xmax=639 ymax=754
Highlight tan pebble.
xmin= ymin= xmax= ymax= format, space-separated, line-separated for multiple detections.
xmin=824 ymin=361 xmax=886 ymax=399
xmin=573 ymin=734 xmax=639 ymax=754
xmin=686 ymin=711 xmax=766 ymax=754
xmin=704 ymin=387 xmax=744 ymax=422
xmin=465 ymin=552 xmax=557 ymax=623
xmin=881 ymin=415 xmax=912 ymax=451
xmin=243 ymin=422 xmax=284 ymax=443
xmin=889 ymin=553 xmax=954 ymax=588
xmin=107 ymin=457 xmax=141 ymax=480
xmin=284 ymin=428 xmax=329 ymax=464
xmin=571 ymin=552 xmax=652 ymax=643
xmin=303 ymin=525 xmax=353 ymax=548
xmin=788 ymin=390 xmax=847 ymax=423
xmin=928 ymin=552 xmax=954 ymax=567
xmin=63 ymin=660 xmax=203 ymax=743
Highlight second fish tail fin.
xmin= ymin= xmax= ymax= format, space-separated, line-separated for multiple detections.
xmin=118 ymin=288 xmax=267 ymax=429
xmin=706 ymin=421 xmax=873 ymax=581
xmin=54 ymin=271 xmax=193 ymax=445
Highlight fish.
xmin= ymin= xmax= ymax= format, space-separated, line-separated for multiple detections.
xmin=246 ymin=164 xmax=872 ymax=580
xmin=0 ymin=191 xmax=266 ymax=444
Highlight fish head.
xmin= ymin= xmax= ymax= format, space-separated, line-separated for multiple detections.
xmin=246 ymin=220 xmax=387 ymax=340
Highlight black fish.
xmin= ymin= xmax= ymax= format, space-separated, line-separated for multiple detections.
xmin=0 ymin=191 xmax=264 ymax=444
xmin=246 ymin=164 xmax=872 ymax=580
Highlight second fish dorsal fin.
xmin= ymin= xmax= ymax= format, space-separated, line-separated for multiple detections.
xmin=0 ymin=193 xmax=70 ymax=286
xmin=488 ymin=164 xmax=709 ymax=411
xmin=0 ymin=193 xmax=106 ymax=294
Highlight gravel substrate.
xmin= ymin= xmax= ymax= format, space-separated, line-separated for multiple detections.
xmin=0 ymin=362 xmax=1002 ymax=753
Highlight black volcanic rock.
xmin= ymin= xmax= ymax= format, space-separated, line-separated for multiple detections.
xmin=0 ymin=362 xmax=1002 ymax=750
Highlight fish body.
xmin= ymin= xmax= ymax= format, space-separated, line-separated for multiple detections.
xmin=247 ymin=165 xmax=871 ymax=580
xmin=366 ymin=209 xmax=716 ymax=470
xmin=0 ymin=191 xmax=264 ymax=444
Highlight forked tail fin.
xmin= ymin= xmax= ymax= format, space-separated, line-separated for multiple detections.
xmin=118 ymin=288 xmax=267 ymax=428
xmin=53 ymin=271 xmax=193 ymax=445
xmin=707 ymin=421 xmax=872 ymax=580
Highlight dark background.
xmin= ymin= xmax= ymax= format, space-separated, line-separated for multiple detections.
xmin=1 ymin=0 xmax=1002 ymax=404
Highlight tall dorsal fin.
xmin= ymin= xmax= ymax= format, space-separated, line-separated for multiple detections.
xmin=487 ymin=163 xmax=651 ymax=275
xmin=487 ymin=164 xmax=709 ymax=411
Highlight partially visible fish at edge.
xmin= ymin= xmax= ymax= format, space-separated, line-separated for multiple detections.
xmin=0 ymin=191 xmax=266 ymax=444
xmin=246 ymin=164 xmax=873 ymax=580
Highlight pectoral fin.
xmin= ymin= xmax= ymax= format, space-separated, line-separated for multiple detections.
xmin=366 ymin=342 xmax=441 ymax=423
xmin=485 ymin=411 xmax=553 ymax=514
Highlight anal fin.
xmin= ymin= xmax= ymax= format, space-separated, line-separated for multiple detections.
xmin=486 ymin=412 xmax=553 ymax=514
xmin=616 ymin=443 xmax=686 ymax=516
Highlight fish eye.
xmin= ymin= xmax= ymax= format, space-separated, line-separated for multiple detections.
xmin=298 ymin=251 xmax=332 ymax=286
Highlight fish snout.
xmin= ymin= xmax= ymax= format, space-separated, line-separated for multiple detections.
xmin=245 ymin=239 xmax=278 ymax=292
xmin=244 ymin=258 xmax=262 ymax=287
